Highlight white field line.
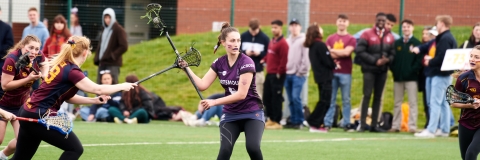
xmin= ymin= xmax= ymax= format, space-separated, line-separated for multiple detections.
xmin=23 ymin=137 xmax=432 ymax=148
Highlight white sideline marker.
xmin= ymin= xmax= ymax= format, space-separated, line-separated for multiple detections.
xmin=29 ymin=137 xmax=434 ymax=148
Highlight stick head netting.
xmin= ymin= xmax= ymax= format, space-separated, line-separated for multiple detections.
xmin=40 ymin=110 xmax=73 ymax=138
xmin=446 ymin=85 xmax=475 ymax=105
xmin=176 ymin=43 xmax=202 ymax=67
xmin=140 ymin=3 xmax=166 ymax=36
xmin=15 ymin=52 xmax=31 ymax=70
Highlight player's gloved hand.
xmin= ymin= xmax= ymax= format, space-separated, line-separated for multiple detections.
xmin=178 ymin=59 xmax=189 ymax=69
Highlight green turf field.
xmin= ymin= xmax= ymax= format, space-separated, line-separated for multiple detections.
xmin=2 ymin=121 xmax=460 ymax=160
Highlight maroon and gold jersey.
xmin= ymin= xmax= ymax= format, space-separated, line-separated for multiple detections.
xmin=24 ymin=61 xmax=85 ymax=114
xmin=0 ymin=50 xmax=44 ymax=107
xmin=455 ymin=70 xmax=480 ymax=130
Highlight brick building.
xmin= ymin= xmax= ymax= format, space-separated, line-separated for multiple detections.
xmin=177 ymin=0 xmax=479 ymax=34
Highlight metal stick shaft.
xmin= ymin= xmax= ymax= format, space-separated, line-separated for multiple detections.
xmin=164 ymin=31 xmax=204 ymax=100
xmin=135 ymin=65 xmax=176 ymax=84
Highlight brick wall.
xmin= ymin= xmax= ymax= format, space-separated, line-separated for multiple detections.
xmin=177 ymin=0 xmax=479 ymax=34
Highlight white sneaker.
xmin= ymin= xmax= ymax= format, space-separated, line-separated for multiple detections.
xmin=414 ymin=130 xmax=435 ymax=138
xmin=125 ymin=118 xmax=138 ymax=124
xmin=193 ymin=119 xmax=207 ymax=127
xmin=114 ymin=117 xmax=123 ymax=124
xmin=303 ymin=121 xmax=310 ymax=127
xmin=435 ymin=129 xmax=449 ymax=137
xmin=280 ymin=119 xmax=287 ymax=125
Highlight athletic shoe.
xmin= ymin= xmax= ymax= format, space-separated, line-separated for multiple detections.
xmin=303 ymin=121 xmax=310 ymax=127
xmin=114 ymin=117 xmax=123 ymax=124
xmin=193 ymin=119 xmax=207 ymax=127
xmin=125 ymin=118 xmax=138 ymax=124
xmin=265 ymin=122 xmax=283 ymax=129
xmin=435 ymin=129 xmax=449 ymax=137
xmin=280 ymin=118 xmax=287 ymax=125
xmin=414 ymin=130 xmax=435 ymax=138
xmin=309 ymin=127 xmax=327 ymax=133
xmin=265 ymin=119 xmax=275 ymax=127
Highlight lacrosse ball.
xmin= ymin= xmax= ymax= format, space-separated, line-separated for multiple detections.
xmin=153 ymin=17 xmax=160 ymax=24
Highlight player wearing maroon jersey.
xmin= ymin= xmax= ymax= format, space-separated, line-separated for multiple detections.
xmin=11 ymin=36 xmax=136 ymax=160
xmin=180 ymin=23 xmax=264 ymax=160
xmin=453 ymin=46 xmax=480 ymax=160
xmin=0 ymin=35 xmax=47 ymax=160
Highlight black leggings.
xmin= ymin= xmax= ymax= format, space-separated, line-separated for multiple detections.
xmin=11 ymin=108 xmax=83 ymax=160
xmin=217 ymin=119 xmax=264 ymax=160
xmin=459 ymin=124 xmax=480 ymax=160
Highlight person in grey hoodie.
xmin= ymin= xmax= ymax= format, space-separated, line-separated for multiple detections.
xmin=284 ymin=19 xmax=310 ymax=129
xmin=22 ymin=7 xmax=49 ymax=93
xmin=22 ymin=7 xmax=49 ymax=51
xmin=94 ymin=8 xmax=128 ymax=84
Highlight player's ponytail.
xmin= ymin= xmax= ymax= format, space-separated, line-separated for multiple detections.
xmin=5 ymin=35 xmax=40 ymax=59
xmin=49 ymin=36 xmax=91 ymax=68
xmin=213 ymin=22 xmax=239 ymax=54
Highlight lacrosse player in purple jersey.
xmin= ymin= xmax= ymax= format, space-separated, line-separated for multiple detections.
xmin=11 ymin=36 xmax=136 ymax=160
xmin=179 ymin=22 xmax=264 ymax=160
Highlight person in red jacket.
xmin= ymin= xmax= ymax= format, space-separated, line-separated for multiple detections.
xmin=263 ymin=20 xmax=289 ymax=129
xmin=42 ymin=15 xmax=72 ymax=60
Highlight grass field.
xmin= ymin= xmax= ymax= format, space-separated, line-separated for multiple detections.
xmin=79 ymin=24 xmax=472 ymax=128
xmin=2 ymin=121 xmax=461 ymax=160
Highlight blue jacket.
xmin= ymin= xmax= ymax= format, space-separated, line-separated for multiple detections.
xmin=22 ymin=22 xmax=49 ymax=50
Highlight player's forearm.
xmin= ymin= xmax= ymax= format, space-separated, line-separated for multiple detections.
xmin=1 ymin=78 xmax=34 ymax=91
xmin=66 ymin=95 xmax=97 ymax=104
xmin=213 ymin=92 xmax=247 ymax=106
xmin=94 ymin=84 xmax=126 ymax=95
xmin=452 ymin=103 xmax=474 ymax=109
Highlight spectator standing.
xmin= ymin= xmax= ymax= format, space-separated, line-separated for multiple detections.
xmin=355 ymin=12 xmax=395 ymax=132
xmin=22 ymin=7 xmax=49 ymax=50
xmin=263 ymin=20 xmax=289 ymax=129
xmin=94 ymin=8 xmax=128 ymax=84
xmin=70 ymin=7 xmax=83 ymax=36
xmin=240 ymin=18 xmax=269 ymax=100
xmin=389 ymin=19 xmax=422 ymax=133
xmin=0 ymin=6 xmax=14 ymax=68
xmin=323 ymin=14 xmax=356 ymax=131
xmin=42 ymin=15 xmax=72 ymax=59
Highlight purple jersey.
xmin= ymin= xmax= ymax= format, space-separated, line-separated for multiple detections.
xmin=24 ymin=61 xmax=85 ymax=115
xmin=0 ymin=50 xmax=44 ymax=107
xmin=211 ymin=53 xmax=263 ymax=114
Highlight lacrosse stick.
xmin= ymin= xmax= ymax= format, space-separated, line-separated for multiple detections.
xmin=1 ymin=110 xmax=73 ymax=138
xmin=15 ymin=52 xmax=44 ymax=80
xmin=446 ymin=85 xmax=477 ymax=105
xmin=141 ymin=3 xmax=204 ymax=100
xmin=135 ymin=45 xmax=202 ymax=84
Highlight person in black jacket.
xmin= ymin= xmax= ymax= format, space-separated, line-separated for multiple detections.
xmin=240 ymin=18 xmax=270 ymax=100
xmin=355 ymin=12 xmax=395 ymax=132
xmin=0 ymin=6 xmax=14 ymax=68
xmin=459 ymin=22 xmax=480 ymax=48
xmin=414 ymin=15 xmax=457 ymax=138
xmin=304 ymin=24 xmax=336 ymax=133
xmin=108 ymin=75 xmax=153 ymax=124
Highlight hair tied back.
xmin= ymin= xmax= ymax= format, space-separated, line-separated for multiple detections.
xmin=67 ymin=40 xmax=76 ymax=49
